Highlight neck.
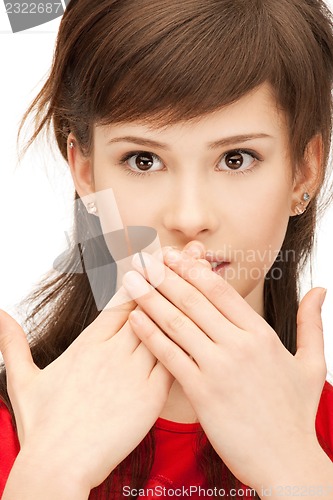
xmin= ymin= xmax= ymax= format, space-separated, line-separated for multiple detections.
xmin=159 ymin=380 xmax=198 ymax=423
xmin=244 ymin=280 xmax=265 ymax=317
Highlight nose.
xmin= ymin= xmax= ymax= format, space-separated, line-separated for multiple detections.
xmin=162 ymin=177 xmax=220 ymax=239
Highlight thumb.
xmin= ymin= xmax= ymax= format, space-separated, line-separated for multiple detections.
xmin=0 ymin=309 xmax=35 ymax=382
xmin=295 ymin=287 xmax=327 ymax=364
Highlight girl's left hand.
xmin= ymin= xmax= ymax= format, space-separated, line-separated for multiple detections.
xmin=122 ymin=248 xmax=329 ymax=492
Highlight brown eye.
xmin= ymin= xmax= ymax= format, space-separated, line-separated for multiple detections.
xmin=217 ymin=149 xmax=258 ymax=173
xmin=225 ymin=152 xmax=244 ymax=170
xmin=124 ymin=151 xmax=164 ymax=173
xmin=134 ymin=152 xmax=155 ymax=171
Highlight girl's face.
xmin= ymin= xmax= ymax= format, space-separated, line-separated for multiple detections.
xmin=71 ymin=83 xmax=314 ymax=315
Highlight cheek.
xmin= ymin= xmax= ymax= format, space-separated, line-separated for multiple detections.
xmin=240 ymin=172 xmax=292 ymax=251
xmin=94 ymin=168 xmax=156 ymax=229
xmin=111 ymin=190 xmax=158 ymax=228
xmin=95 ymin=188 xmax=162 ymax=264
xmin=250 ymin=199 xmax=290 ymax=251
xmin=227 ymin=179 xmax=292 ymax=291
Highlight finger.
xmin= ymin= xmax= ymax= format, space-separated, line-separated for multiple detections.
xmin=123 ymin=270 xmax=214 ymax=361
xmin=129 ymin=309 xmax=199 ymax=386
xmin=182 ymin=240 xmax=206 ymax=259
xmin=295 ymin=288 xmax=327 ymax=368
xmin=110 ymin=317 xmax=142 ymax=353
xmin=130 ymin=252 xmax=242 ymax=343
xmin=156 ymin=243 xmax=206 ymax=262
xmin=163 ymin=249 xmax=268 ymax=333
xmin=108 ymin=289 xmax=137 ymax=309
xmin=0 ymin=309 xmax=36 ymax=383
xmin=81 ymin=285 xmax=137 ymax=342
xmin=148 ymin=361 xmax=174 ymax=396
xmin=197 ymin=258 xmax=212 ymax=269
xmin=132 ymin=341 xmax=158 ymax=371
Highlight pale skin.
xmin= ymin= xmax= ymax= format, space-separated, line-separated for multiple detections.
xmin=0 ymin=82 xmax=332 ymax=499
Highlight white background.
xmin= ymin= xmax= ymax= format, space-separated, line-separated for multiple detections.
xmin=0 ymin=3 xmax=332 ymax=379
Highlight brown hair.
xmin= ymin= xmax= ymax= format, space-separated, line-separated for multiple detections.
xmin=1 ymin=0 xmax=333 ymax=498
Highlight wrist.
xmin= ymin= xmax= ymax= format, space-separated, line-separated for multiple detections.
xmin=3 ymin=448 xmax=91 ymax=500
xmin=253 ymin=440 xmax=333 ymax=499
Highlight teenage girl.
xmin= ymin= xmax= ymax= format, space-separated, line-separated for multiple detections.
xmin=1 ymin=0 xmax=333 ymax=499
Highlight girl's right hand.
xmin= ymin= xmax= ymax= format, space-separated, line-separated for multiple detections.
xmin=0 ymin=286 xmax=173 ymax=496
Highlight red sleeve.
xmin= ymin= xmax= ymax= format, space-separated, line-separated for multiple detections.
xmin=315 ymin=380 xmax=333 ymax=461
xmin=0 ymin=401 xmax=20 ymax=496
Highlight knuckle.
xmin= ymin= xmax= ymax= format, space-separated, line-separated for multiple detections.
xmin=165 ymin=314 xmax=187 ymax=333
xmin=312 ymin=318 xmax=324 ymax=333
xmin=0 ymin=331 xmax=13 ymax=356
xmin=144 ymin=321 xmax=158 ymax=340
xmin=164 ymin=346 xmax=176 ymax=362
xmin=162 ymin=345 xmax=177 ymax=364
xmin=179 ymin=291 xmax=202 ymax=310
xmin=209 ymin=278 xmax=230 ymax=299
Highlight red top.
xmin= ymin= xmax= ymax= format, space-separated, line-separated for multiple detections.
xmin=1 ymin=381 xmax=333 ymax=498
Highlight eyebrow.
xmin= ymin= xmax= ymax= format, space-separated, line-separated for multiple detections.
xmin=107 ymin=133 xmax=274 ymax=150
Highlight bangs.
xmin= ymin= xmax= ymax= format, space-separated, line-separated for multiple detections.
xmin=43 ymin=0 xmax=332 ymax=166
xmin=68 ymin=0 xmax=278 ymax=129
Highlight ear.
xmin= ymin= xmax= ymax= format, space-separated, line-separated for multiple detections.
xmin=67 ymin=135 xmax=95 ymax=197
xmin=67 ymin=135 xmax=99 ymax=215
xmin=290 ymin=133 xmax=323 ymax=217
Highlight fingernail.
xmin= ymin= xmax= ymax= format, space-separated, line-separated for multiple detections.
xmin=129 ymin=309 xmax=145 ymax=326
xmin=183 ymin=241 xmax=205 ymax=259
xmin=319 ymin=288 xmax=327 ymax=307
xmin=197 ymin=258 xmax=212 ymax=268
xmin=123 ymin=271 xmax=151 ymax=295
xmin=184 ymin=245 xmax=202 ymax=259
xmin=165 ymin=249 xmax=182 ymax=265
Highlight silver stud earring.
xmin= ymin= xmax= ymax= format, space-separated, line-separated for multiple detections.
xmin=302 ymin=192 xmax=310 ymax=202
xmin=87 ymin=202 xmax=98 ymax=215
xmin=69 ymin=141 xmax=74 ymax=149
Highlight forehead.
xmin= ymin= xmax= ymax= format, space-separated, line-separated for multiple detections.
xmin=95 ymin=82 xmax=288 ymax=146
